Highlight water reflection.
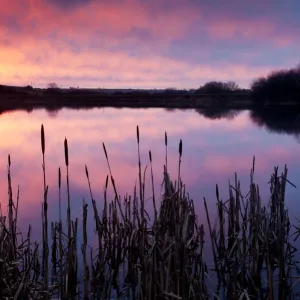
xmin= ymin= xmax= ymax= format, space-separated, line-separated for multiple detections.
xmin=250 ymin=107 xmax=300 ymax=142
xmin=0 ymin=107 xmax=299 ymax=244
xmin=46 ymin=107 xmax=60 ymax=118
xmin=195 ymin=107 xmax=241 ymax=120
xmin=164 ymin=108 xmax=177 ymax=112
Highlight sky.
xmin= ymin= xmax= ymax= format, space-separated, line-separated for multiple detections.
xmin=0 ymin=0 xmax=299 ymax=89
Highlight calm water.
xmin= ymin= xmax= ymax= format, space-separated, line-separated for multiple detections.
xmin=0 ymin=107 xmax=300 ymax=244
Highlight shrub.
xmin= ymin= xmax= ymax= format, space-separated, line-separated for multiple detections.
xmin=197 ymin=81 xmax=240 ymax=94
xmin=251 ymin=65 xmax=300 ymax=105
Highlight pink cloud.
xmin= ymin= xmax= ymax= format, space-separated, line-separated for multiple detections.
xmin=207 ymin=19 xmax=274 ymax=39
xmin=1 ymin=1 xmax=298 ymax=47
xmin=0 ymin=40 xmax=273 ymax=88
xmin=0 ymin=0 xmax=199 ymax=42
xmin=0 ymin=0 xmax=299 ymax=88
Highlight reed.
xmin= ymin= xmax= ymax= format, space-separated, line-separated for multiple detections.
xmin=0 ymin=125 xmax=299 ymax=299
xmin=58 ymin=167 xmax=64 ymax=299
xmin=64 ymin=138 xmax=71 ymax=240
xmin=41 ymin=124 xmax=49 ymax=297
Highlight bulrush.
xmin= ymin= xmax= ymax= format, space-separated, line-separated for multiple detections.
xmin=41 ymin=124 xmax=49 ymax=297
xmin=0 ymin=126 xmax=298 ymax=299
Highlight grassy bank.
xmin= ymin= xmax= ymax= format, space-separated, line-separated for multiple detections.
xmin=0 ymin=87 xmax=253 ymax=113
xmin=0 ymin=126 xmax=299 ymax=299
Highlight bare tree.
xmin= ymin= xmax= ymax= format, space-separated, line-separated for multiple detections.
xmin=226 ymin=81 xmax=239 ymax=91
xmin=47 ymin=82 xmax=58 ymax=89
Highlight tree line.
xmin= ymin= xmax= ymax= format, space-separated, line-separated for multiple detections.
xmin=194 ymin=63 xmax=300 ymax=104
xmin=14 ymin=62 xmax=300 ymax=105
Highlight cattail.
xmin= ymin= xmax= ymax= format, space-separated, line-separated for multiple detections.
xmin=165 ymin=132 xmax=168 ymax=171
xmin=64 ymin=138 xmax=69 ymax=166
xmin=136 ymin=125 xmax=142 ymax=203
xmin=8 ymin=154 xmax=11 ymax=167
xmin=149 ymin=150 xmax=157 ymax=220
xmin=58 ymin=167 xmax=61 ymax=188
xmin=179 ymin=139 xmax=182 ymax=157
xmin=165 ymin=131 xmax=167 ymax=146
xmin=58 ymin=167 xmax=62 ymax=223
xmin=216 ymin=184 xmax=219 ymax=200
xmin=137 ymin=125 xmax=140 ymax=144
xmin=85 ymin=165 xmax=89 ymax=179
xmin=111 ymin=176 xmax=115 ymax=188
xmin=41 ymin=123 xmax=48 ymax=296
xmin=41 ymin=124 xmax=45 ymax=155
xmin=105 ymin=175 xmax=109 ymax=189
xmin=103 ymin=142 xmax=108 ymax=159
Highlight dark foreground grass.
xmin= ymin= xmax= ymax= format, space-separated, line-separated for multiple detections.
xmin=0 ymin=125 xmax=299 ymax=299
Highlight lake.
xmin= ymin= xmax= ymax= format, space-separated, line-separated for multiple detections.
xmin=1 ymin=106 xmax=300 ymax=298
xmin=0 ymin=107 xmax=300 ymax=242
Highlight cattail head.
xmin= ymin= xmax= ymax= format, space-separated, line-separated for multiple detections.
xmin=8 ymin=154 xmax=11 ymax=167
xmin=136 ymin=125 xmax=140 ymax=144
xmin=105 ymin=175 xmax=109 ymax=188
xmin=64 ymin=138 xmax=69 ymax=166
xmin=85 ymin=165 xmax=89 ymax=179
xmin=111 ymin=176 xmax=115 ymax=188
xmin=149 ymin=150 xmax=152 ymax=163
xmin=58 ymin=167 xmax=61 ymax=188
xmin=165 ymin=132 xmax=167 ymax=147
xmin=41 ymin=124 xmax=45 ymax=155
xmin=103 ymin=142 xmax=108 ymax=159
xmin=216 ymin=184 xmax=219 ymax=200
xmin=179 ymin=139 xmax=182 ymax=157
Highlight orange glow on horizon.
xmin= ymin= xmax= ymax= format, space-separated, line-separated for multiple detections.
xmin=0 ymin=0 xmax=299 ymax=88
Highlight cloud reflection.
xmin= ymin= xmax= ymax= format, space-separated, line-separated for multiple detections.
xmin=0 ymin=108 xmax=300 ymax=241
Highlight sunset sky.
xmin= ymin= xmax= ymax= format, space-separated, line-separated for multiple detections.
xmin=0 ymin=0 xmax=299 ymax=89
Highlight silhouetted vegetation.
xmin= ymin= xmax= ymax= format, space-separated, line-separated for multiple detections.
xmin=3 ymin=63 xmax=300 ymax=110
xmin=47 ymin=82 xmax=59 ymax=89
xmin=164 ymin=88 xmax=190 ymax=94
xmin=197 ymin=81 xmax=241 ymax=94
xmin=25 ymin=85 xmax=34 ymax=90
xmin=44 ymin=88 xmax=62 ymax=95
xmin=0 ymin=84 xmax=34 ymax=93
xmin=1 ymin=126 xmax=300 ymax=299
xmin=251 ymin=64 xmax=300 ymax=105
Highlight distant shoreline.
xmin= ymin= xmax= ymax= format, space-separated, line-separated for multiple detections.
xmin=0 ymin=85 xmax=299 ymax=113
